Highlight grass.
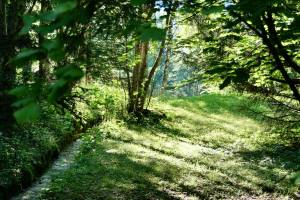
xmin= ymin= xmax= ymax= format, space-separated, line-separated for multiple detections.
xmin=40 ymin=93 xmax=300 ymax=200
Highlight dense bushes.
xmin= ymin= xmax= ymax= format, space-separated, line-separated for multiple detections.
xmin=0 ymin=106 xmax=74 ymax=199
xmin=0 ymin=83 xmax=125 ymax=199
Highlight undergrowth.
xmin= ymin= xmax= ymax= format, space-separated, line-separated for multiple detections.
xmin=0 ymin=84 xmax=124 ymax=199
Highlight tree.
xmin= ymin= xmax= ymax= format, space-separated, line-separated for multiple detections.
xmin=126 ymin=0 xmax=176 ymax=114
xmin=0 ymin=0 xmax=27 ymax=134
xmin=161 ymin=14 xmax=174 ymax=92
xmin=194 ymin=0 xmax=300 ymax=103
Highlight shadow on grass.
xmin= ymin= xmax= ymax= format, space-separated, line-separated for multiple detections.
xmin=236 ymin=143 xmax=300 ymax=186
xmin=42 ymin=94 xmax=298 ymax=199
xmin=126 ymin=121 xmax=187 ymax=139
xmin=105 ymin=130 xmax=295 ymax=197
xmin=42 ymin=144 xmax=182 ymax=200
xmin=42 ymin=124 xmax=297 ymax=200
xmin=120 ymin=109 xmax=298 ymax=197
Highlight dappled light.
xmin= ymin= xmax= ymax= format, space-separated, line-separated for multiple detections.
xmin=32 ymin=96 xmax=298 ymax=200
xmin=1 ymin=0 xmax=299 ymax=199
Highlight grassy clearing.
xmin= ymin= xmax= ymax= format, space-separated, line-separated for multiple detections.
xmin=41 ymin=93 xmax=300 ymax=200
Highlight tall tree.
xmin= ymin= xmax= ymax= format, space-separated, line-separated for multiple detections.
xmin=161 ymin=14 xmax=174 ymax=92
xmin=127 ymin=0 xmax=175 ymax=114
xmin=0 ymin=0 xmax=26 ymax=135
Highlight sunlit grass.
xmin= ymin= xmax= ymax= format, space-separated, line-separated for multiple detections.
xmin=41 ymin=93 xmax=299 ymax=200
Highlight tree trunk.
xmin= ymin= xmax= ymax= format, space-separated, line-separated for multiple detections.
xmin=0 ymin=0 xmax=25 ymax=135
xmin=38 ymin=0 xmax=50 ymax=82
xmin=259 ymin=16 xmax=300 ymax=102
xmin=127 ymin=3 xmax=173 ymax=115
xmin=139 ymin=11 xmax=171 ymax=109
xmin=135 ymin=41 xmax=149 ymax=111
xmin=128 ymin=42 xmax=141 ymax=113
xmin=161 ymin=16 xmax=173 ymax=93
xmin=234 ymin=11 xmax=300 ymax=103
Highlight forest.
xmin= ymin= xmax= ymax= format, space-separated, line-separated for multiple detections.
xmin=0 ymin=0 xmax=300 ymax=199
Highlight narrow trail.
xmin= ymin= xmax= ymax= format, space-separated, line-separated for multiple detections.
xmin=12 ymin=139 xmax=83 ymax=200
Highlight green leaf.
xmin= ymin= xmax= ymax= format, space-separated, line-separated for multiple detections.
xmin=12 ymin=48 xmax=43 ymax=65
xmin=53 ymin=79 xmax=68 ymax=88
xmin=294 ymin=172 xmax=300 ymax=185
xmin=12 ymin=97 xmax=35 ymax=108
xmin=202 ymin=5 xmax=224 ymax=15
xmin=233 ymin=68 xmax=250 ymax=83
xmin=130 ymin=0 xmax=148 ymax=6
xmin=49 ymin=49 xmax=65 ymax=61
xmin=41 ymin=39 xmax=65 ymax=61
xmin=56 ymin=65 xmax=84 ymax=80
xmin=42 ymin=39 xmax=62 ymax=51
xmin=219 ymin=77 xmax=232 ymax=89
xmin=48 ymin=79 xmax=68 ymax=103
xmin=19 ymin=15 xmax=37 ymax=35
xmin=140 ymin=27 xmax=166 ymax=41
xmin=14 ymin=103 xmax=40 ymax=123
xmin=292 ymin=172 xmax=300 ymax=185
xmin=17 ymin=49 xmax=41 ymax=59
xmin=41 ymin=1 xmax=77 ymax=21
xmin=207 ymin=67 xmax=231 ymax=75
xmin=9 ymin=86 xmax=28 ymax=98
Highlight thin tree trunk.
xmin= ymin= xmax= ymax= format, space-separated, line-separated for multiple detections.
xmin=234 ymin=11 xmax=300 ymax=103
xmin=128 ymin=2 xmax=174 ymax=114
xmin=38 ymin=0 xmax=50 ymax=82
xmin=161 ymin=16 xmax=173 ymax=93
xmin=0 ymin=0 xmax=14 ymax=134
xmin=136 ymin=41 xmax=149 ymax=111
xmin=259 ymin=16 xmax=300 ymax=102
xmin=128 ymin=42 xmax=141 ymax=113
xmin=162 ymin=46 xmax=171 ymax=91
xmin=139 ymin=11 xmax=171 ymax=109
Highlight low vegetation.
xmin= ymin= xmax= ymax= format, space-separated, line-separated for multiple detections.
xmin=0 ymin=85 xmax=124 ymax=199
xmin=39 ymin=94 xmax=299 ymax=200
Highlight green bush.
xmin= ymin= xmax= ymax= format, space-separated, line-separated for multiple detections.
xmin=0 ymin=83 xmax=126 ymax=199
xmin=75 ymin=83 xmax=125 ymax=121
xmin=0 ymin=105 xmax=74 ymax=199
